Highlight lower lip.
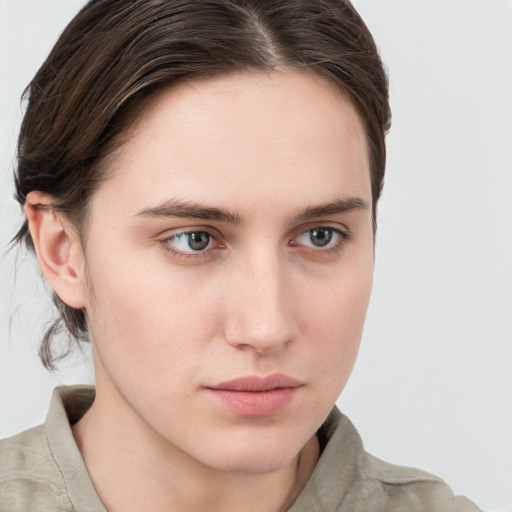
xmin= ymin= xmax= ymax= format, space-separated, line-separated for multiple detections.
xmin=205 ymin=387 xmax=299 ymax=417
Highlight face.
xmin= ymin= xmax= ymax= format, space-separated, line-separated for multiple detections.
xmin=80 ymin=70 xmax=374 ymax=473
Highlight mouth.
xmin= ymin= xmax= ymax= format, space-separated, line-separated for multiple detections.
xmin=204 ymin=374 xmax=303 ymax=418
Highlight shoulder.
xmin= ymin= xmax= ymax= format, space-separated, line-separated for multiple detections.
xmin=350 ymin=451 xmax=482 ymax=512
xmin=303 ymin=409 xmax=483 ymax=512
xmin=0 ymin=425 xmax=73 ymax=512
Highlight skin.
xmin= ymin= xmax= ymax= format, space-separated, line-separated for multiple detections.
xmin=26 ymin=70 xmax=374 ymax=512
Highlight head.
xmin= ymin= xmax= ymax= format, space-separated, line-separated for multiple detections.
xmin=14 ymin=0 xmax=390 ymax=473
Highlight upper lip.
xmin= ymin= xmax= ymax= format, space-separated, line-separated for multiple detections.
xmin=206 ymin=373 xmax=303 ymax=392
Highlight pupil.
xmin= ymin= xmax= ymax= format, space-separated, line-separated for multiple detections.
xmin=188 ymin=232 xmax=210 ymax=250
xmin=310 ymin=228 xmax=332 ymax=247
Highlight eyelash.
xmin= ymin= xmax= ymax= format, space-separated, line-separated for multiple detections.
xmin=159 ymin=229 xmax=221 ymax=260
xmin=289 ymin=226 xmax=351 ymax=254
xmin=159 ymin=225 xmax=351 ymax=260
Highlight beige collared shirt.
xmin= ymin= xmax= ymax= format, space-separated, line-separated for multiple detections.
xmin=0 ymin=386 xmax=481 ymax=511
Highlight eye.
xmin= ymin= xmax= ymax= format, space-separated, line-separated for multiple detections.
xmin=293 ymin=226 xmax=348 ymax=249
xmin=164 ymin=230 xmax=213 ymax=253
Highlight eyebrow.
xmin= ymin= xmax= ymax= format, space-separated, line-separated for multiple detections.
xmin=135 ymin=199 xmax=243 ymax=224
xmin=135 ymin=196 xmax=368 ymax=224
xmin=297 ymin=196 xmax=368 ymax=219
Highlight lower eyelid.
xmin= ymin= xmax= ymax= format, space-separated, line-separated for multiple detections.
xmin=160 ymin=241 xmax=213 ymax=260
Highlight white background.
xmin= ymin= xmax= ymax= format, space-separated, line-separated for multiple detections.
xmin=1 ymin=1 xmax=511 ymax=510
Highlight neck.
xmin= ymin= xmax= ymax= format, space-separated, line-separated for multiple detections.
xmin=72 ymin=379 xmax=319 ymax=512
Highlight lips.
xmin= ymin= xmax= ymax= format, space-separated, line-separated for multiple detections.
xmin=204 ymin=374 xmax=303 ymax=417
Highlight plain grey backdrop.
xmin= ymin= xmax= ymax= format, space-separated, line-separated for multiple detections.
xmin=1 ymin=1 xmax=511 ymax=510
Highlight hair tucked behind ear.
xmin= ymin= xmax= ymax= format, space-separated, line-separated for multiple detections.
xmin=39 ymin=295 xmax=88 ymax=372
xmin=13 ymin=0 xmax=390 ymax=370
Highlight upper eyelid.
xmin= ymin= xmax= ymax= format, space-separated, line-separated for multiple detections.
xmin=297 ymin=226 xmax=347 ymax=237
xmin=293 ymin=222 xmax=351 ymax=238
xmin=292 ymin=226 xmax=350 ymax=245
xmin=163 ymin=229 xmax=219 ymax=246
xmin=158 ymin=225 xmax=219 ymax=240
xmin=159 ymin=223 xmax=350 ymax=239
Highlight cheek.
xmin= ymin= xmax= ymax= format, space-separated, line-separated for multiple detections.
xmin=296 ymin=256 xmax=373 ymax=390
xmin=83 ymin=250 xmax=223 ymax=386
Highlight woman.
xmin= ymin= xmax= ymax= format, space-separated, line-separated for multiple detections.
xmin=0 ymin=1 xmax=484 ymax=510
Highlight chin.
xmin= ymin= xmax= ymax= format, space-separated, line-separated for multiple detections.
xmin=196 ymin=433 xmax=302 ymax=475
xmin=208 ymin=449 xmax=296 ymax=475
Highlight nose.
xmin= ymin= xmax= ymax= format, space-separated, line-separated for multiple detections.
xmin=223 ymin=251 xmax=295 ymax=354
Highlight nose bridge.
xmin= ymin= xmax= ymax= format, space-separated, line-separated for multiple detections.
xmin=224 ymin=246 xmax=293 ymax=352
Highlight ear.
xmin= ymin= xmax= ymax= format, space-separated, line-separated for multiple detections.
xmin=25 ymin=191 xmax=87 ymax=309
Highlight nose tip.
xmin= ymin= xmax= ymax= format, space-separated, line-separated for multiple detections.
xmin=223 ymin=263 xmax=294 ymax=354
xmin=225 ymin=315 xmax=292 ymax=354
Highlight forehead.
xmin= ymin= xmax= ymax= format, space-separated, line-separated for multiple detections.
xmin=94 ymin=70 xmax=371 ymax=217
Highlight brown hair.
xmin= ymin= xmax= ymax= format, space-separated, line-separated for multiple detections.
xmin=13 ymin=0 xmax=390 ymax=369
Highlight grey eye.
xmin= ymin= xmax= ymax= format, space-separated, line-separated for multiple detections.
xmin=294 ymin=226 xmax=346 ymax=250
xmin=187 ymin=231 xmax=210 ymax=250
xmin=167 ymin=231 xmax=212 ymax=252
xmin=308 ymin=228 xmax=333 ymax=247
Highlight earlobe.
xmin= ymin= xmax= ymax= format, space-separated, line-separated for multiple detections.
xmin=25 ymin=191 xmax=87 ymax=309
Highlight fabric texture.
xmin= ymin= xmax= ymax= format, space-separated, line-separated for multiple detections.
xmin=0 ymin=386 xmax=481 ymax=512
